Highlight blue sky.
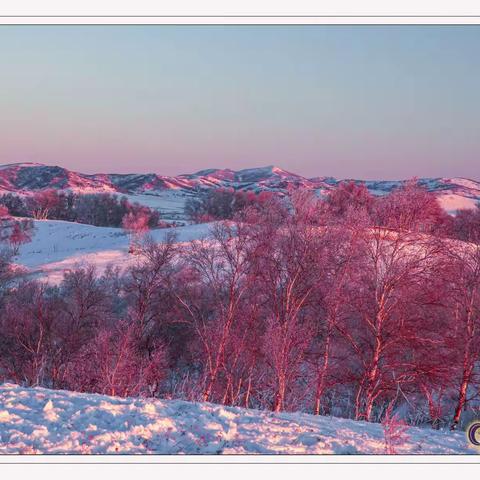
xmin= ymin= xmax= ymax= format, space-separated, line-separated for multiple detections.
xmin=0 ymin=25 xmax=478 ymax=179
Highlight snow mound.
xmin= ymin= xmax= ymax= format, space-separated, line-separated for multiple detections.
xmin=0 ymin=384 xmax=473 ymax=455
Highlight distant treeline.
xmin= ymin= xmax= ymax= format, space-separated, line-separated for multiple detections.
xmin=0 ymin=190 xmax=163 ymax=228
xmin=185 ymin=188 xmax=276 ymax=222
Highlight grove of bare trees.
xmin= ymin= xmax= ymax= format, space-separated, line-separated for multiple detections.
xmin=0 ymin=181 xmax=479 ymax=430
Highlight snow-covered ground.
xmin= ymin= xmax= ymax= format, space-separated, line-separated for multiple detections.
xmin=0 ymin=384 xmax=473 ymax=455
xmin=120 ymin=191 xmax=188 ymax=223
xmin=437 ymin=194 xmax=478 ymax=213
xmin=15 ymin=220 xmax=212 ymax=283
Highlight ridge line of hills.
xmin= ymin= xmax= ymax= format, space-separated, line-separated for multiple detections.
xmin=0 ymin=162 xmax=479 ymax=212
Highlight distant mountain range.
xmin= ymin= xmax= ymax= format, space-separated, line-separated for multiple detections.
xmin=0 ymin=162 xmax=479 ymax=212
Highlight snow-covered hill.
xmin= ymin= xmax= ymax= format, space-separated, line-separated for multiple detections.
xmin=15 ymin=220 xmax=212 ymax=283
xmin=0 ymin=384 xmax=473 ymax=454
xmin=0 ymin=163 xmax=479 ymax=215
xmin=0 ymin=163 xmax=117 ymax=194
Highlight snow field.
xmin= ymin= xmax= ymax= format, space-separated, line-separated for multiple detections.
xmin=0 ymin=384 xmax=474 ymax=455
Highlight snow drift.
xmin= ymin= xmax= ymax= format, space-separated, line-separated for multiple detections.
xmin=0 ymin=384 xmax=473 ymax=455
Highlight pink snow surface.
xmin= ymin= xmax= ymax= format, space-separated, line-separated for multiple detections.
xmin=0 ymin=384 xmax=474 ymax=455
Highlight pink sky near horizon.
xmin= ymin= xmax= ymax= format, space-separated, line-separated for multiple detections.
xmin=0 ymin=26 xmax=479 ymax=180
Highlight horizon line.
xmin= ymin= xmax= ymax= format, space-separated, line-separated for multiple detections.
xmin=0 ymin=161 xmax=478 ymax=184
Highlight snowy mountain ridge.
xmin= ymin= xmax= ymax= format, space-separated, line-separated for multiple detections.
xmin=0 ymin=162 xmax=479 ymax=213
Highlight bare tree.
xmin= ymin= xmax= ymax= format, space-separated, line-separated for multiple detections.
xmin=173 ymin=221 xmax=257 ymax=403
xmin=65 ymin=320 xmax=167 ymax=398
xmin=448 ymin=239 xmax=480 ymax=429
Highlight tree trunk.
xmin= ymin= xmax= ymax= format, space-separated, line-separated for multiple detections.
xmin=273 ymin=372 xmax=286 ymax=412
xmin=451 ymin=294 xmax=476 ymax=430
xmin=314 ymin=331 xmax=331 ymax=415
xmin=451 ymin=361 xmax=473 ymax=430
xmin=361 ymin=334 xmax=382 ymax=421
xmin=244 ymin=376 xmax=252 ymax=409
xmin=273 ymin=389 xmax=285 ymax=412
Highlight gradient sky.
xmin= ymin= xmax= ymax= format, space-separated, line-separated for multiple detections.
xmin=0 ymin=25 xmax=479 ymax=179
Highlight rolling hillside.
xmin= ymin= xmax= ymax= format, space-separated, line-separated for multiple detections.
xmin=0 ymin=163 xmax=478 ymax=215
